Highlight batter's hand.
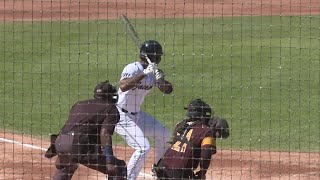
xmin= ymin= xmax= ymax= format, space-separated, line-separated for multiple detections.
xmin=143 ymin=63 xmax=156 ymax=75
xmin=155 ymin=68 xmax=165 ymax=84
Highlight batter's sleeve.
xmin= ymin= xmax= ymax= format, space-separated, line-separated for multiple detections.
xmin=120 ymin=64 xmax=134 ymax=80
xmin=101 ymin=105 xmax=120 ymax=135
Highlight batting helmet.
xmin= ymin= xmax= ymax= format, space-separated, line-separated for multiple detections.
xmin=94 ymin=80 xmax=118 ymax=103
xmin=140 ymin=40 xmax=163 ymax=64
xmin=184 ymin=99 xmax=212 ymax=120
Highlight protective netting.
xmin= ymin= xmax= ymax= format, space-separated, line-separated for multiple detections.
xmin=0 ymin=0 xmax=319 ymax=179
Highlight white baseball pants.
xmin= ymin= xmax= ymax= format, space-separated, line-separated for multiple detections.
xmin=115 ymin=109 xmax=170 ymax=180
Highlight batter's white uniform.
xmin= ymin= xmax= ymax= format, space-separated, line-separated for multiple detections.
xmin=115 ymin=61 xmax=170 ymax=180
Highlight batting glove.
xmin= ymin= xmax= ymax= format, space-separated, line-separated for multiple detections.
xmin=155 ymin=68 xmax=165 ymax=84
xmin=143 ymin=63 xmax=156 ymax=75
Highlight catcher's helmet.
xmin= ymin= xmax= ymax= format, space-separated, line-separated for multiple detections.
xmin=184 ymin=99 xmax=212 ymax=120
xmin=140 ymin=40 xmax=163 ymax=64
xmin=94 ymin=80 xmax=118 ymax=103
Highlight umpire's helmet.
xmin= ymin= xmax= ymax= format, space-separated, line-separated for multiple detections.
xmin=140 ymin=40 xmax=163 ymax=64
xmin=94 ymin=80 xmax=118 ymax=103
xmin=184 ymin=98 xmax=212 ymax=120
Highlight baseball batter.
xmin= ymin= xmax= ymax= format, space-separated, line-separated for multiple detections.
xmin=115 ymin=40 xmax=173 ymax=180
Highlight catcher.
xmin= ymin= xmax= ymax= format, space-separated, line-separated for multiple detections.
xmin=44 ymin=81 xmax=127 ymax=180
xmin=152 ymin=98 xmax=230 ymax=179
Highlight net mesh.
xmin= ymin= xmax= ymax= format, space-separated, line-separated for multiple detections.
xmin=0 ymin=0 xmax=319 ymax=179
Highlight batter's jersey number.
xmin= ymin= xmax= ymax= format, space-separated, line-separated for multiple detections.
xmin=171 ymin=129 xmax=193 ymax=153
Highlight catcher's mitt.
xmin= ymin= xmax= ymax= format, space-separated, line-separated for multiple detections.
xmin=108 ymin=158 xmax=127 ymax=180
xmin=208 ymin=116 xmax=230 ymax=139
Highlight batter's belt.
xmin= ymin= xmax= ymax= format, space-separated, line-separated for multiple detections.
xmin=120 ymin=108 xmax=138 ymax=115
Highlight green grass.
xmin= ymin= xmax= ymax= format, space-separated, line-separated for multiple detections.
xmin=0 ymin=16 xmax=319 ymax=152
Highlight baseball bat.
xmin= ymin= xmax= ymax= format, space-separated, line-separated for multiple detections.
xmin=120 ymin=14 xmax=152 ymax=64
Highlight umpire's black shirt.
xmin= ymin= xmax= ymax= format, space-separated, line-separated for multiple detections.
xmin=60 ymin=98 xmax=119 ymax=143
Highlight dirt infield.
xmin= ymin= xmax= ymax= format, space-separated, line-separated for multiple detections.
xmin=0 ymin=0 xmax=320 ymax=179
xmin=0 ymin=0 xmax=320 ymax=21
xmin=1 ymin=131 xmax=320 ymax=180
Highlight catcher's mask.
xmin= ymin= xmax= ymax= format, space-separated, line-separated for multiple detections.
xmin=140 ymin=40 xmax=163 ymax=64
xmin=184 ymin=98 xmax=212 ymax=121
xmin=208 ymin=116 xmax=230 ymax=139
xmin=94 ymin=80 xmax=118 ymax=103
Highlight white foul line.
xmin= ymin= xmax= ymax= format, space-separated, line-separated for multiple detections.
xmin=0 ymin=137 xmax=48 ymax=151
xmin=0 ymin=136 xmax=153 ymax=179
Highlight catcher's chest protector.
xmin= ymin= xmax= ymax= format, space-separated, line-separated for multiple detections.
xmin=161 ymin=124 xmax=211 ymax=169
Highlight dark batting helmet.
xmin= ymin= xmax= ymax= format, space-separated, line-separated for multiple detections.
xmin=184 ymin=98 xmax=212 ymax=120
xmin=140 ymin=40 xmax=163 ymax=64
xmin=94 ymin=80 xmax=118 ymax=103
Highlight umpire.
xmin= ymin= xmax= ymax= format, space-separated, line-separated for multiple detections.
xmin=152 ymin=99 xmax=230 ymax=180
xmin=44 ymin=80 xmax=127 ymax=180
